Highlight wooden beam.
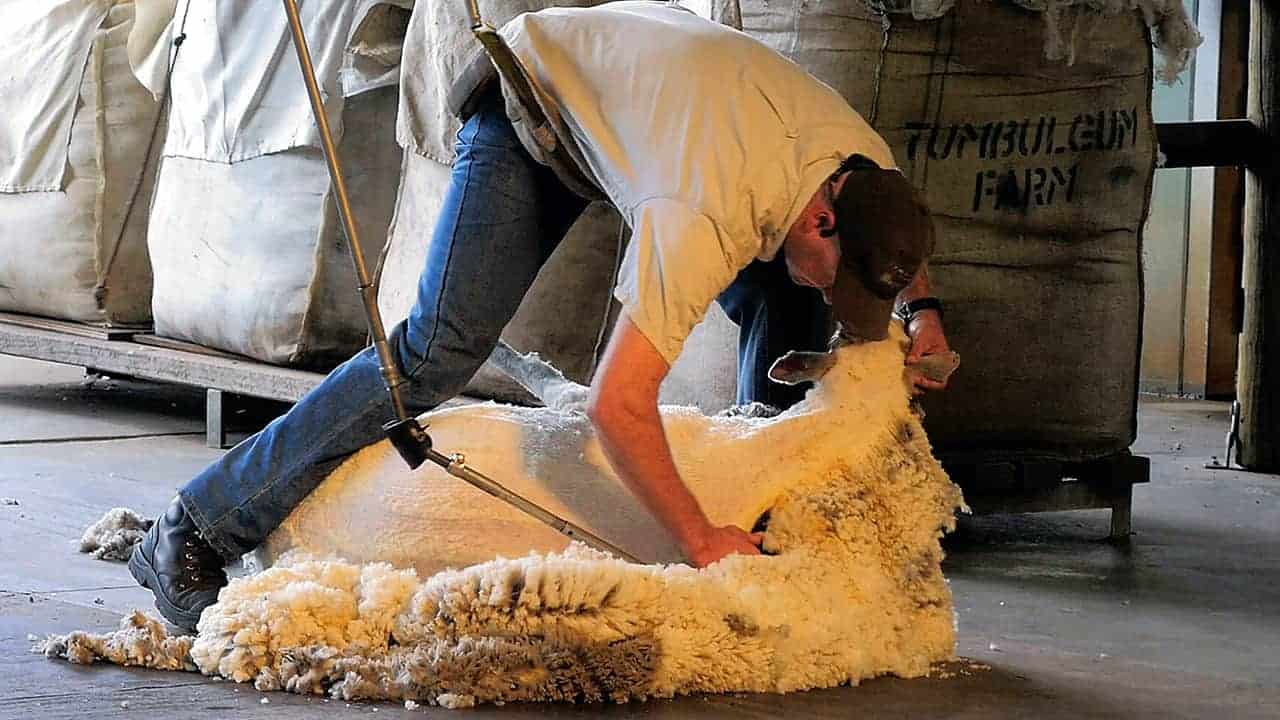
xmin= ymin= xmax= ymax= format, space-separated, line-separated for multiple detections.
xmin=944 ymin=453 xmax=1149 ymax=540
xmin=1155 ymin=119 xmax=1263 ymax=168
xmin=0 ymin=321 xmax=323 ymax=403
xmin=0 ymin=312 xmax=145 ymax=342
xmin=0 ymin=321 xmax=475 ymax=416
xmin=962 ymin=482 xmax=1138 ymax=541
xmin=1238 ymin=0 xmax=1280 ymax=471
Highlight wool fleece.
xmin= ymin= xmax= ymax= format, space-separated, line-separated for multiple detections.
xmin=38 ymin=329 xmax=966 ymax=707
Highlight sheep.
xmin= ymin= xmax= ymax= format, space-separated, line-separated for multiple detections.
xmin=257 ymin=323 xmax=959 ymax=574
xmin=38 ymin=323 xmax=967 ymax=707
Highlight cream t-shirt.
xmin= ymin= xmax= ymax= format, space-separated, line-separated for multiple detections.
xmin=502 ymin=1 xmax=894 ymax=363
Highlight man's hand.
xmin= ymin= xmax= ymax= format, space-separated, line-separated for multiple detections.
xmin=684 ymin=525 xmax=764 ymax=567
xmin=905 ymin=310 xmax=951 ymax=395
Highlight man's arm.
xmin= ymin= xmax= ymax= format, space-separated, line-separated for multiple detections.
xmin=587 ymin=314 xmax=763 ymax=567
xmin=895 ymin=261 xmax=951 ymax=393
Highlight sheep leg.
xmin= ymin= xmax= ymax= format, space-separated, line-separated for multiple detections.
xmin=487 ymin=341 xmax=590 ymax=410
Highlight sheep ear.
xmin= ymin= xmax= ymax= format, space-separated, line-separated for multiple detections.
xmin=768 ymin=351 xmax=837 ymax=385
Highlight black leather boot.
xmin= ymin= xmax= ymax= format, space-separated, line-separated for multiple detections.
xmin=128 ymin=498 xmax=227 ymax=633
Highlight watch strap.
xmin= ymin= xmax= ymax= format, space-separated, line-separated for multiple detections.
xmin=895 ymin=297 xmax=944 ymax=322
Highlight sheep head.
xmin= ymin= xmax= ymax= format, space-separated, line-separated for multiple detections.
xmin=767 ymin=321 xmax=958 ymax=403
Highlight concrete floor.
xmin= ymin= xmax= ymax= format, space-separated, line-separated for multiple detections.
xmin=0 ymin=353 xmax=1276 ymax=719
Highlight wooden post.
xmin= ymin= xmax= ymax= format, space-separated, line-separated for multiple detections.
xmin=1206 ymin=0 xmax=1250 ymax=397
xmin=1239 ymin=0 xmax=1280 ymax=470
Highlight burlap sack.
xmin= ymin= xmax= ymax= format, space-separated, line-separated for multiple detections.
xmin=0 ymin=1 xmax=159 ymax=325
xmin=721 ymin=0 xmax=1159 ymax=461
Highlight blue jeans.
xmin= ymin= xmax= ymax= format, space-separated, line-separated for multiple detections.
xmin=717 ymin=256 xmax=832 ymax=408
xmin=180 ymin=91 xmax=828 ymax=560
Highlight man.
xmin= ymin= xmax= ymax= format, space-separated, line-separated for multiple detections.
xmin=130 ymin=1 xmax=951 ymax=632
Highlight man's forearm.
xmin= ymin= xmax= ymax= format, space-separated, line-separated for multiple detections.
xmin=592 ymin=401 xmax=712 ymax=553
xmin=587 ymin=315 xmax=758 ymax=565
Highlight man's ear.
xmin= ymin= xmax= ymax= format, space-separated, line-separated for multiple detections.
xmin=815 ymin=208 xmax=837 ymax=238
xmin=768 ymin=351 xmax=837 ymax=385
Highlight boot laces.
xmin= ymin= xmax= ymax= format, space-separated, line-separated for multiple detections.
xmin=178 ymin=530 xmax=224 ymax=588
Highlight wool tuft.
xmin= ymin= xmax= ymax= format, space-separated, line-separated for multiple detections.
xmin=78 ymin=507 xmax=153 ymax=561
xmin=34 ymin=611 xmax=195 ymax=671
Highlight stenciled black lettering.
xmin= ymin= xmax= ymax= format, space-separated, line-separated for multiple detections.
xmin=998 ymin=121 xmax=1021 ymax=159
xmin=1019 ymin=116 xmax=1050 ymax=157
xmin=1102 ymin=109 xmax=1123 ymax=150
xmin=929 ymin=125 xmax=960 ymax=160
xmin=973 ymin=169 xmax=995 ymax=212
xmin=1081 ymin=112 xmax=1101 ymax=152
xmin=1052 ymin=164 xmax=1079 ymax=203
xmin=905 ymin=122 xmax=934 ymax=161
xmin=980 ymin=122 xmax=1001 ymax=160
xmin=970 ymin=162 xmax=1082 ymax=213
xmin=954 ymin=124 xmax=981 ymax=160
xmin=993 ymin=169 xmax=1023 ymax=210
xmin=1029 ymin=167 xmax=1051 ymax=206
xmin=1068 ymin=114 xmax=1085 ymax=152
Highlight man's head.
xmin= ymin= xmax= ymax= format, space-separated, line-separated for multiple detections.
xmin=783 ymin=155 xmax=935 ymax=341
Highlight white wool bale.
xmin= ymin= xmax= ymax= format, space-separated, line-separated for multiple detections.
xmin=147 ymin=1 xmax=408 ymax=368
xmin=397 ymin=0 xmax=607 ymax=166
xmin=0 ymin=1 xmax=159 ymax=325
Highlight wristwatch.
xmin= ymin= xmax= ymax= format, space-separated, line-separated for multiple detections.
xmin=894 ymin=297 xmax=944 ymax=323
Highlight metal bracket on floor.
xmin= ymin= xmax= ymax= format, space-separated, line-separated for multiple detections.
xmin=1205 ymin=401 xmax=1242 ymax=471
xmin=206 ymin=389 xmax=228 ymax=449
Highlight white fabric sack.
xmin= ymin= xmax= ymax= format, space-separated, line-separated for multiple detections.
xmin=0 ymin=0 xmax=108 ymax=192
xmin=396 ymin=0 xmax=606 ymax=165
xmin=0 ymin=0 xmax=160 ymax=324
xmin=148 ymin=1 xmax=409 ymax=367
xmin=161 ymin=0 xmax=401 ymax=162
xmin=658 ymin=306 xmax=739 ymax=412
xmin=125 ymin=0 xmax=175 ymax=97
